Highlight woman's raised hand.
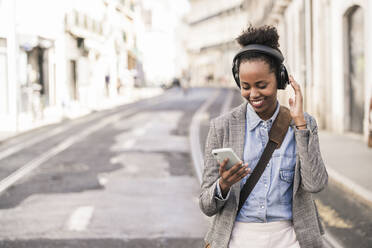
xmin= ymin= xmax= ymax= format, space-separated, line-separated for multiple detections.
xmin=288 ymin=75 xmax=306 ymax=128
xmin=219 ymin=159 xmax=250 ymax=197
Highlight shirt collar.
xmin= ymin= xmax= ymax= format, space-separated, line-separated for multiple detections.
xmin=246 ymin=101 xmax=280 ymax=131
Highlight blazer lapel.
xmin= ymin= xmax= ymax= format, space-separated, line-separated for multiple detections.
xmin=230 ymin=102 xmax=247 ymax=206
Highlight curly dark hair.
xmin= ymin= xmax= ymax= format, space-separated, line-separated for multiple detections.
xmin=237 ymin=25 xmax=280 ymax=49
xmin=235 ymin=25 xmax=281 ymax=75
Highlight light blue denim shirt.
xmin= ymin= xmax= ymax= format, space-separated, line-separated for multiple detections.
xmin=216 ymin=101 xmax=296 ymax=222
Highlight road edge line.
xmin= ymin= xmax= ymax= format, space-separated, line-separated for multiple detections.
xmin=220 ymin=89 xmax=234 ymax=116
xmin=0 ymin=96 xmax=168 ymax=196
xmin=323 ymin=228 xmax=344 ymax=248
xmin=189 ymin=88 xmax=221 ymax=184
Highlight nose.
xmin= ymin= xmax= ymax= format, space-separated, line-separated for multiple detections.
xmin=250 ymin=87 xmax=259 ymax=98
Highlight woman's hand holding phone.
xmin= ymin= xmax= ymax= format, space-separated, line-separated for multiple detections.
xmin=218 ymin=159 xmax=250 ymax=197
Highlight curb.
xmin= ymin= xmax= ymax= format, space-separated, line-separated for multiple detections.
xmin=323 ymin=228 xmax=345 ymax=248
xmin=189 ymin=88 xmax=221 ymax=184
xmin=0 ymin=88 xmax=164 ymax=145
xmin=327 ymin=167 xmax=372 ymax=208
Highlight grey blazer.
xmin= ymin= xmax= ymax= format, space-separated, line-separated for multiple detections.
xmin=200 ymin=102 xmax=328 ymax=248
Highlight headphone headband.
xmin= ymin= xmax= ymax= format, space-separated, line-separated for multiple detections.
xmin=233 ymin=44 xmax=284 ymax=63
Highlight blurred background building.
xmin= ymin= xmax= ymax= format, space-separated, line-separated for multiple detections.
xmin=186 ymin=0 xmax=248 ymax=87
xmin=0 ymin=0 xmax=154 ymax=134
xmin=0 ymin=0 xmax=139 ymax=132
xmin=137 ymin=0 xmax=189 ymax=87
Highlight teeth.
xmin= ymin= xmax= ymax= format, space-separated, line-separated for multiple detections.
xmin=251 ymin=100 xmax=263 ymax=106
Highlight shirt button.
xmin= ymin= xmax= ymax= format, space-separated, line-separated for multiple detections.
xmin=264 ymin=184 xmax=268 ymax=188
xmin=261 ymin=205 xmax=264 ymax=209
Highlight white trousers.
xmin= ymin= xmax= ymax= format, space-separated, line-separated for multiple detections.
xmin=228 ymin=221 xmax=301 ymax=248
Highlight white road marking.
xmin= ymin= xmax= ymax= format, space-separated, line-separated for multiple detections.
xmin=0 ymin=96 xmax=168 ymax=196
xmin=132 ymin=127 xmax=147 ymax=136
xmin=0 ymin=114 xmax=102 ymax=161
xmin=66 ymin=206 xmax=94 ymax=231
xmin=0 ymin=113 xmax=121 ymax=195
xmin=123 ymin=139 xmax=136 ymax=149
xmin=97 ymin=174 xmax=108 ymax=186
xmin=0 ymin=127 xmax=66 ymax=161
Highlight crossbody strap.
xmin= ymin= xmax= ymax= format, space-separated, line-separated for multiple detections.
xmin=237 ymin=106 xmax=292 ymax=214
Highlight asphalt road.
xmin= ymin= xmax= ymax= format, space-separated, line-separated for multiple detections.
xmin=0 ymin=88 xmax=213 ymax=248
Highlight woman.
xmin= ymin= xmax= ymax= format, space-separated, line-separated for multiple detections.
xmin=199 ymin=26 xmax=328 ymax=248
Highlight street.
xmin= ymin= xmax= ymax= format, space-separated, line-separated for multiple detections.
xmin=0 ymin=88 xmax=371 ymax=247
xmin=0 ymin=88 xmax=210 ymax=247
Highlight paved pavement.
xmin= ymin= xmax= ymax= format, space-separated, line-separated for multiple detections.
xmin=318 ymin=131 xmax=372 ymax=206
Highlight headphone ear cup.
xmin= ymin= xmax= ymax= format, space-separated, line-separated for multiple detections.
xmin=232 ymin=59 xmax=241 ymax=88
xmin=278 ymin=64 xmax=289 ymax=89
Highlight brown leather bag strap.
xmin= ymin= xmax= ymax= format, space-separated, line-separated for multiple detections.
xmin=237 ymin=106 xmax=292 ymax=214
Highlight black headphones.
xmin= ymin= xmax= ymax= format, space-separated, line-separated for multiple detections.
xmin=232 ymin=44 xmax=289 ymax=90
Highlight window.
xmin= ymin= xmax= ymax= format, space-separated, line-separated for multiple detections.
xmin=344 ymin=6 xmax=365 ymax=133
xmin=0 ymin=38 xmax=8 ymax=114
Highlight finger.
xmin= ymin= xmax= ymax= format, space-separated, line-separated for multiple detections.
xmin=232 ymin=168 xmax=251 ymax=184
xmin=227 ymin=161 xmax=244 ymax=176
xmin=224 ymin=162 xmax=243 ymax=180
xmin=219 ymin=159 xmax=228 ymax=176
xmin=230 ymin=164 xmax=249 ymax=181
xmin=219 ymin=158 xmax=228 ymax=171
xmin=290 ymin=77 xmax=301 ymax=93
xmin=239 ymin=169 xmax=251 ymax=179
xmin=289 ymin=79 xmax=303 ymax=103
xmin=293 ymin=83 xmax=303 ymax=101
xmin=289 ymin=98 xmax=294 ymax=107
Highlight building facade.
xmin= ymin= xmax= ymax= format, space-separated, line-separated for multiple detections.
xmin=186 ymin=0 xmax=248 ymax=86
xmin=0 ymin=0 xmax=140 ymax=133
xmin=246 ymin=0 xmax=371 ymax=143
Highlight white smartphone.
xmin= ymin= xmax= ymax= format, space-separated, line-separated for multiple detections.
xmin=212 ymin=148 xmax=242 ymax=170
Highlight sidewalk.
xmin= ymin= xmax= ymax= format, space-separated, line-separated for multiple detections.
xmin=0 ymin=87 xmax=164 ymax=144
xmin=319 ymin=131 xmax=372 ymax=206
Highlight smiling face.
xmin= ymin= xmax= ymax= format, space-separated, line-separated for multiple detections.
xmin=239 ymin=60 xmax=278 ymax=120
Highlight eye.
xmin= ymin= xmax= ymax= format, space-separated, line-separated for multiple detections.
xmin=241 ymin=83 xmax=250 ymax=90
xmin=257 ymin=82 xmax=267 ymax=89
